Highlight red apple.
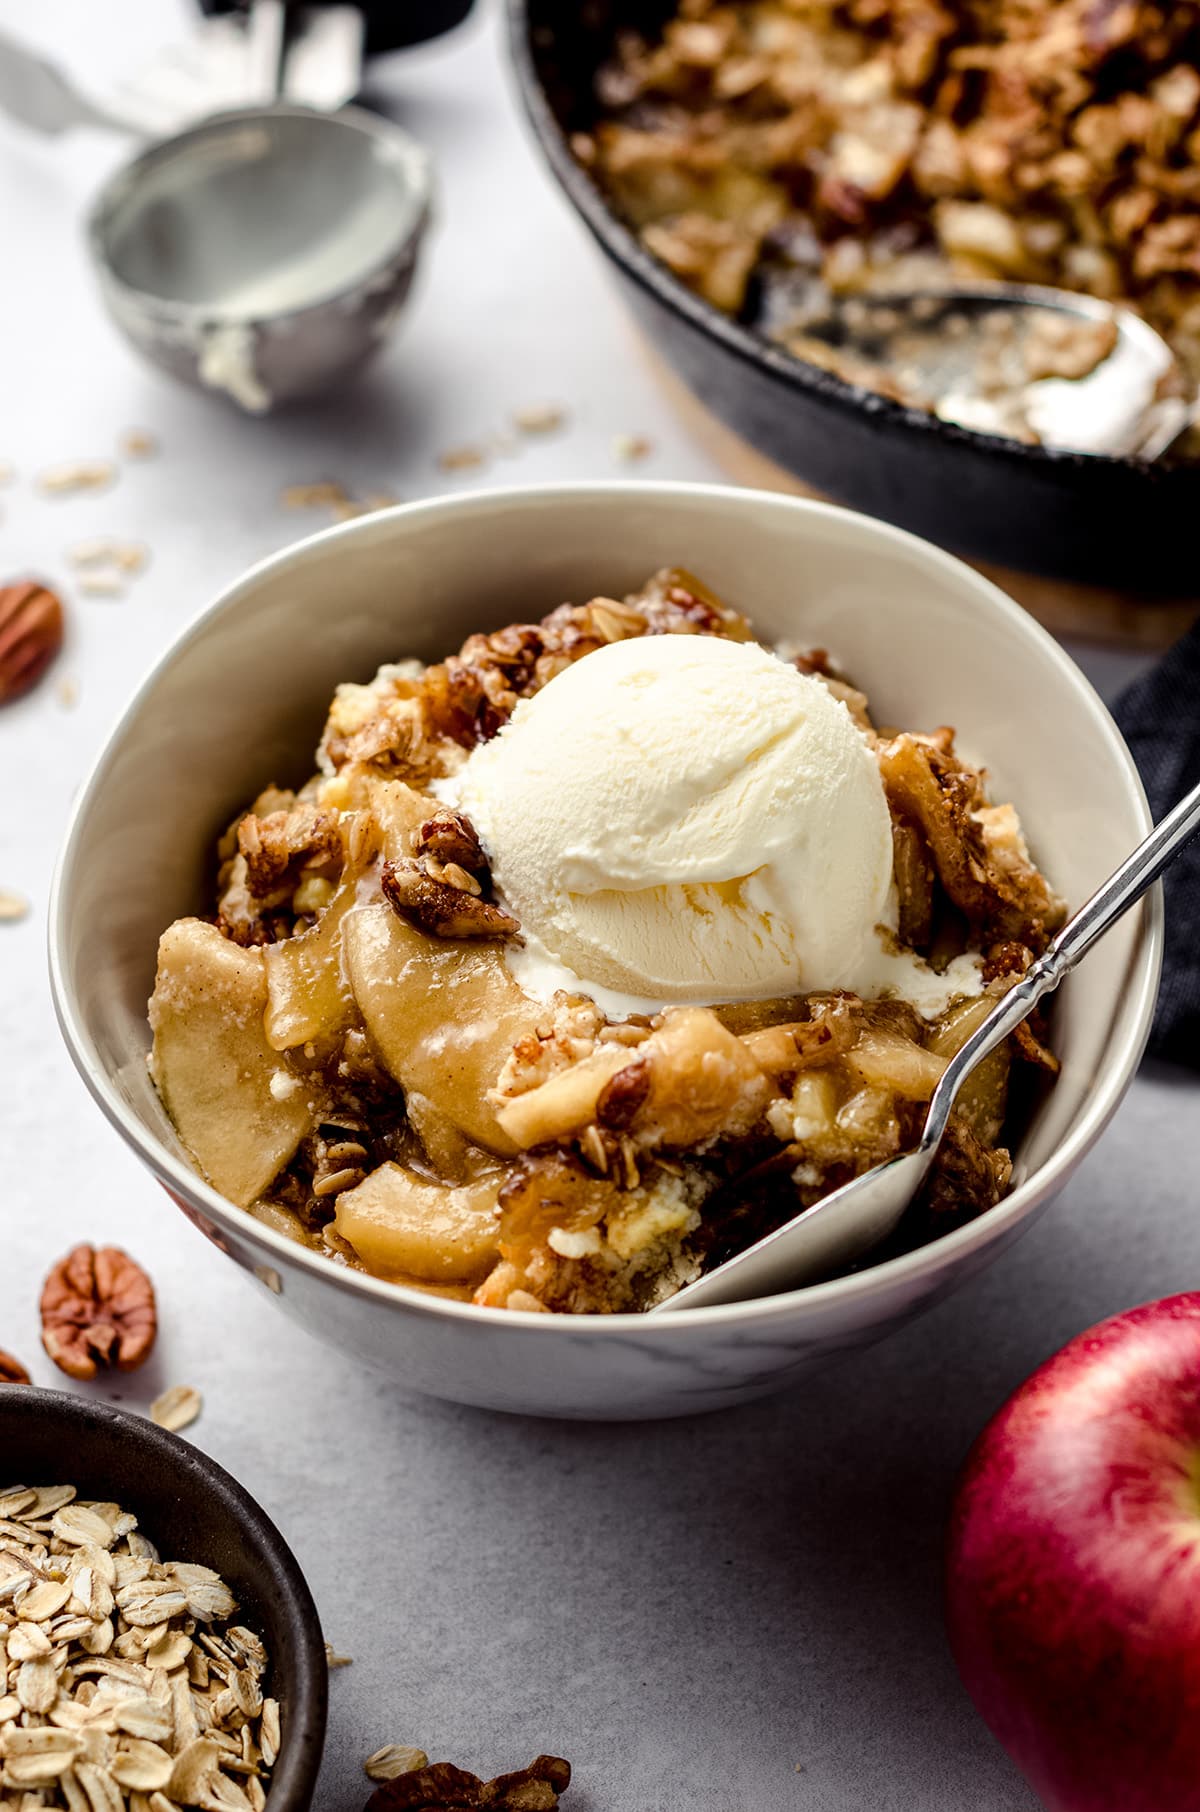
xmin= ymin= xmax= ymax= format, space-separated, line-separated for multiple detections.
xmin=946 ymin=1292 xmax=1200 ymax=1812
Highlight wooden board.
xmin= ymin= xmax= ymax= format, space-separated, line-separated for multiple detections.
xmin=644 ymin=347 xmax=1200 ymax=650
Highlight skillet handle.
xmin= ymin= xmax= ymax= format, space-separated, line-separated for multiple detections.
xmin=196 ymin=0 xmax=476 ymax=55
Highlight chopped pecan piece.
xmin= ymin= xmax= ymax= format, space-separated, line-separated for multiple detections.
xmin=40 ymin=1244 xmax=157 ymax=1379
xmin=416 ymin=809 xmax=488 ymax=877
xmin=982 ymin=940 xmax=1035 ymax=983
xmin=365 ymin=1755 xmax=570 ymax=1811
xmin=237 ymin=803 xmax=342 ymax=903
xmin=0 ymin=1349 xmax=30 ymax=1385
xmin=596 ymin=1054 xmax=652 ymax=1129
xmin=481 ymin=1757 xmax=572 ymax=1807
xmin=381 ymin=858 xmax=520 ymax=940
xmin=366 ymin=1763 xmax=483 ymax=1809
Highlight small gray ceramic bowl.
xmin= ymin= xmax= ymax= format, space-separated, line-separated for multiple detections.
xmin=88 ymin=103 xmax=432 ymax=412
xmin=49 ymin=483 xmax=1161 ymax=1421
xmin=0 ymin=1387 xmax=327 ymax=1806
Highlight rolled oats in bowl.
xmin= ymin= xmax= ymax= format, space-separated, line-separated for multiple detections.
xmin=0 ymin=1484 xmax=280 ymax=1810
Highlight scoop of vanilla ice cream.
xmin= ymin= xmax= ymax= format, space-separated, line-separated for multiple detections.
xmin=451 ymin=634 xmax=897 ymax=1008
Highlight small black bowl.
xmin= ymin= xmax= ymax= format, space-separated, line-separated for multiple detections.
xmin=0 ymin=1388 xmax=327 ymax=1810
xmin=508 ymin=0 xmax=1200 ymax=595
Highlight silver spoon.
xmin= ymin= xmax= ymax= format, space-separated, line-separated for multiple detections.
xmin=655 ymin=777 xmax=1200 ymax=1314
xmin=770 ymin=283 xmax=1192 ymax=460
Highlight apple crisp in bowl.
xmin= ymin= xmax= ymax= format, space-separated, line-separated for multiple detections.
xmin=147 ymin=565 xmax=1064 ymax=1315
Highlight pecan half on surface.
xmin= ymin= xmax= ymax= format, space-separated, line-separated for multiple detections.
xmin=366 ymin=1754 xmax=571 ymax=1810
xmin=381 ymin=858 xmax=520 ymax=940
xmin=0 ymin=1348 xmax=30 ymax=1385
xmin=0 ymin=580 xmax=64 ymax=703
xmin=40 ymin=1244 xmax=158 ymax=1379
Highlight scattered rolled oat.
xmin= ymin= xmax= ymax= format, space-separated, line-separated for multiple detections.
xmin=68 ymin=540 xmax=111 ymax=567
xmin=0 ymin=1350 xmax=30 ymax=1385
xmin=436 ymin=445 xmax=487 ymax=473
xmin=118 ymin=428 xmax=158 ymax=460
xmin=513 ymin=403 xmax=567 ymax=435
xmin=36 ymin=461 xmax=118 ymax=496
xmin=57 ymin=677 xmax=79 ymax=710
xmin=281 ymin=480 xmax=352 ymax=510
xmin=0 ymin=1484 xmax=279 ymax=1810
xmin=363 ymin=492 xmax=402 ymax=512
xmin=77 ymin=574 xmax=126 ymax=599
xmin=612 ymin=433 xmax=653 ymax=462
xmin=0 ymin=462 xmax=14 ymax=486
xmin=149 ymin=1386 xmax=202 ymax=1434
xmin=0 ymin=889 xmax=30 ymax=924
xmin=366 ymin=1745 xmax=429 ymax=1781
xmin=324 ymin=1643 xmax=353 ymax=1669
xmin=68 ymin=540 xmax=148 ymax=575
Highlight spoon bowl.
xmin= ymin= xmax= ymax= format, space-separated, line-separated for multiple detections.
xmin=87 ymin=102 xmax=433 ymax=412
xmin=765 ymin=284 xmax=1189 ymax=460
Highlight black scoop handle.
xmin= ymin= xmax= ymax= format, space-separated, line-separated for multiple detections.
xmin=197 ymin=0 xmax=476 ymax=56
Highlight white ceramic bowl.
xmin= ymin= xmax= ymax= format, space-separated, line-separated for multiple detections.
xmin=50 ymin=484 xmax=1161 ymax=1421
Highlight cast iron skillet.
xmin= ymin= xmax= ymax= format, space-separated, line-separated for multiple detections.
xmin=199 ymin=0 xmax=476 ymax=55
xmin=0 ymin=1389 xmax=327 ymax=1811
xmin=508 ymin=0 xmax=1200 ymax=593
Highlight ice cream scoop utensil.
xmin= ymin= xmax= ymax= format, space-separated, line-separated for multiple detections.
xmin=655 ymin=777 xmax=1200 ymax=1312
xmin=0 ymin=7 xmax=450 ymax=409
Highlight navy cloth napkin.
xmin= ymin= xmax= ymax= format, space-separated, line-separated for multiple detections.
xmin=1112 ymin=621 xmax=1200 ymax=1068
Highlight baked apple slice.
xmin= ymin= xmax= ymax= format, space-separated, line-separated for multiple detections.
xmin=333 ymin=1162 xmax=501 ymax=1282
xmin=342 ymin=904 xmax=541 ymax=1154
xmin=149 ymin=919 xmax=312 ymax=1206
xmin=263 ymin=874 xmax=358 ymax=1052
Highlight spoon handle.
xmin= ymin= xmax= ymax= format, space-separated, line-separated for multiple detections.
xmin=925 ymin=777 xmax=1200 ymax=1151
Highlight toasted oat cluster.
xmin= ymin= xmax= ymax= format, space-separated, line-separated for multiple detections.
xmin=147 ymin=569 xmax=1062 ymax=1314
xmin=583 ymin=0 xmax=1200 ymax=442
